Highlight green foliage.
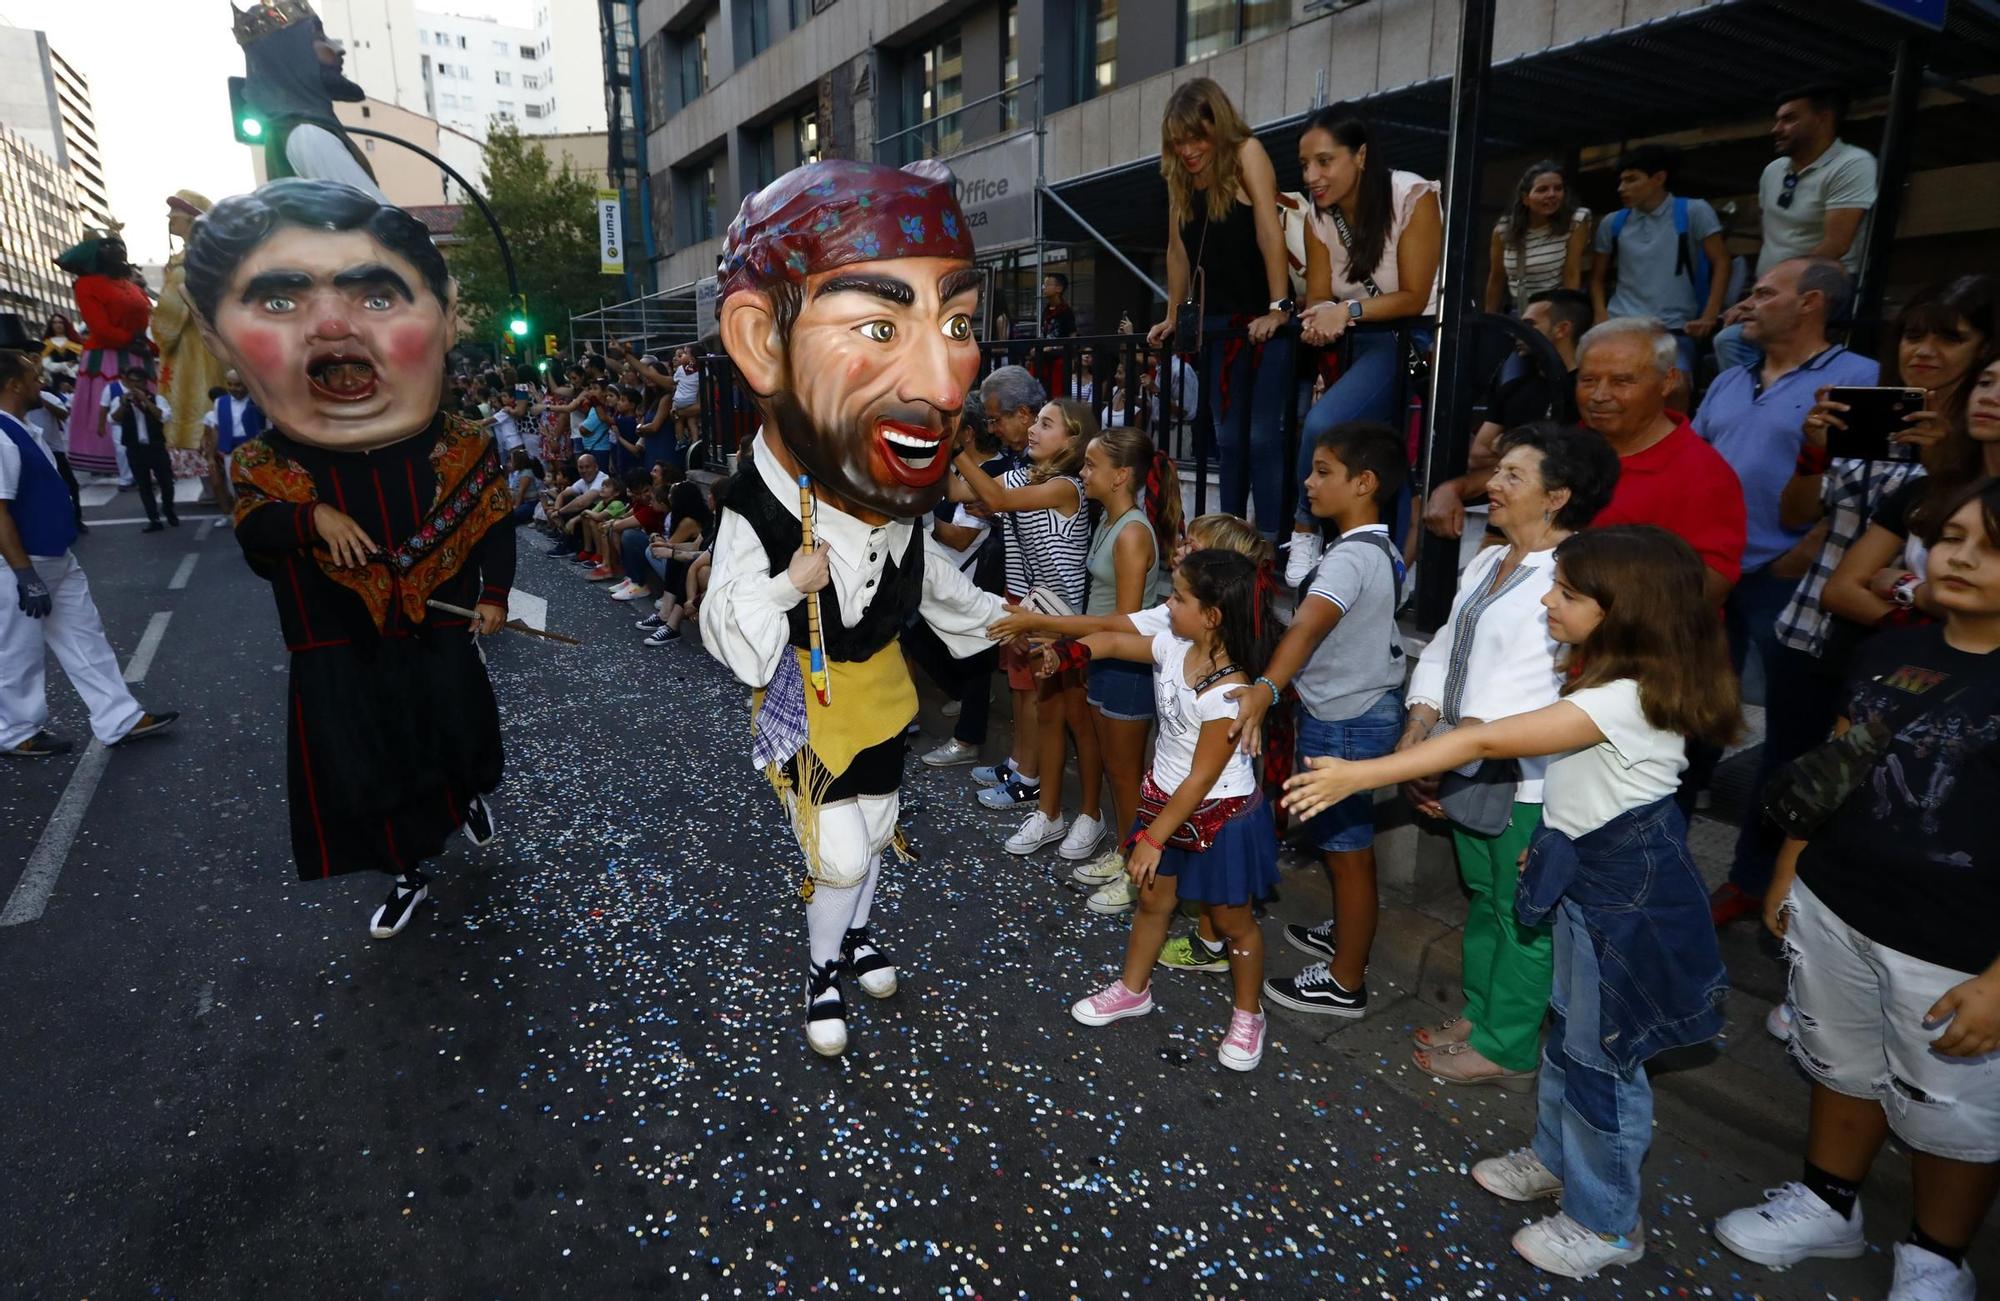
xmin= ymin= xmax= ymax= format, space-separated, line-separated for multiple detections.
xmin=448 ymin=125 xmax=621 ymax=344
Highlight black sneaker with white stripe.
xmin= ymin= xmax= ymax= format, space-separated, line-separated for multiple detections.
xmin=842 ymin=926 xmax=899 ymax=998
xmin=1284 ymin=918 xmax=1337 ymax=961
xmin=805 ymin=960 xmax=848 ymax=1056
xmin=461 ymin=794 xmax=498 ymax=848
xmin=369 ymin=869 xmax=431 ymax=939
xmin=1263 ymin=961 xmax=1368 ymax=1018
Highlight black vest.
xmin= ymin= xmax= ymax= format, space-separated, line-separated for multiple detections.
xmin=725 ymin=464 xmax=924 ymax=663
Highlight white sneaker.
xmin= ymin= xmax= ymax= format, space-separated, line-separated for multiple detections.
xmin=805 ymin=963 xmax=847 ymax=1057
xmin=1511 ymin=1212 xmax=1644 ymax=1279
xmin=1087 ymin=872 xmax=1137 ymax=914
xmin=1070 ymin=846 xmax=1126 ymax=886
xmin=941 ymin=699 xmax=962 ymax=718
xmin=921 ymin=738 xmax=979 ymax=767
xmin=1889 ymin=1241 xmax=1977 ymax=1301
xmin=1472 ymin=1148 xmax=1563 ymax=1202
xmin=1283 ymin=529 xmax=1324 ymax=588
xmin=1005 ymin=810 xmax=1067 ymax=855
xmin=609 ymin=581 xmax=649 ymax=602
xmin=1765 ymin=1001 xmax=1796 ymax=1042
xmin=1714 ymin=1183 xmax=1865 ymax=1269
xmin=1057 ymin=813 xmax=1106 ymax=861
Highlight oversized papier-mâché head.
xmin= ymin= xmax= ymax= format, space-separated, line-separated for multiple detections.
xmin=182 ymin=178 xmax=456 ymax=451
xmin=719 ymin=158 xmax=981 ymax=519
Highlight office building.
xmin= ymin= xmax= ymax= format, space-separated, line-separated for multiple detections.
xmin=0 ymin=26 xmax=113 ymax=234
xmin=0 ymin=121 xmax=84 ymax=323
xmin=319 ymin=2 xmax=609 ymax=142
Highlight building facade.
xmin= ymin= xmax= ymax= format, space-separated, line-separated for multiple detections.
xmin=319 ymin=1 xmax=610 ymax=142
xmin=0 ymin=26 xmax=112 ymax=235
xmin=0 ymin=121 xmax=84 ymax=324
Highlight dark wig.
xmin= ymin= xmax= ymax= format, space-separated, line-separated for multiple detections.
xmin=182 ymin=178 xmax=452 ymax=325
xmin=1299 ymin=106 xmax=1394 ymax=284
xmin=1176 ymin=548 xmax=1279 ymax=680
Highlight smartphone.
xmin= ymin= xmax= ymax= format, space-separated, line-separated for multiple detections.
xmin=1825 ymin=387 xmax=1926 ymax=462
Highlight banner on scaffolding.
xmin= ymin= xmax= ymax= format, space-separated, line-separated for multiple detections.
xmin=949 ymin=131 xmax=1035 ymax=249
xmin=596 ymin=189 xmax=624 ymax=274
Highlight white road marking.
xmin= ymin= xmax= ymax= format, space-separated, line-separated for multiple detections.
xmin=77 ymin=515 xmax=228 ymax=528
xmin=1 ymin=611 xmax=173 ymax=927
xmin=79 ymin=485 xmax=117 ymax=507
xmin=123 ymin=611 xmax=172 ymax=684
xmin=508 ymin=589 xmax=547 ymax=631
xmin=168 ymin=553 xmax=199 ymax=590
xmin=194 ymin=519 xmax=216 ymax=543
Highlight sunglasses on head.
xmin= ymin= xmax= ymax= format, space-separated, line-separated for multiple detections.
xmin=1776 ymin=171 xmax=1800 ymax=210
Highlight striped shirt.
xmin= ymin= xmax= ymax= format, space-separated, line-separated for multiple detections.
xmin=999 ymin=466 xmax=1091 ymax=610
xmin=1497 ymin=208 xmax=1590 ymax=305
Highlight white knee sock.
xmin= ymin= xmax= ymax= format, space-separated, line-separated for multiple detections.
xmin=806 ymin=884 xmax=863 ymax=969
xmin=851 ymin=860 xmax=881 ymax=931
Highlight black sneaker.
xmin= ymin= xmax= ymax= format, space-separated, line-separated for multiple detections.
xmin=368 ymin=869 xmax=431 ymax=939
xmin=634 ymin=613 xmax=665 ymax=631
xmin=4 ymin=729 xmax=74 ymax=758
xmin=114 ymin=711 xmax=179 ymax=745
xmin=461 ymin=794 xmax=498 ymax=848
xmin=1283 ymin=918 xmax=1337 ymax=961
xmin=806 ymin=960 xmax=847 ymax=1056
xmin=643 ymin=625 xmax=681 ymax=646
xmin=1263 ymin=962 xmax=1367 ymax=1018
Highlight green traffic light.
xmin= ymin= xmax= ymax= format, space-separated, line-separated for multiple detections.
xmin=242 ymin=117 xmax=264 ymax=139
xmin=509 ymin=318 xmax=529 ymax=336
xmin=536 ymin=359 xmax=549 ymax=372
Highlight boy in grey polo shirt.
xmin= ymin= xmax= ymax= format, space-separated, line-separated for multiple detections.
xmin=1230 ymin=422 xmax=1407 ymax=1020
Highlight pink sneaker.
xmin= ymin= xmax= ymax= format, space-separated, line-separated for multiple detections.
xmin=1071 ymin=979 xmax=1154 ymax=1026
xmin=1218 ymin=1008 xmax=1266 ymax=1071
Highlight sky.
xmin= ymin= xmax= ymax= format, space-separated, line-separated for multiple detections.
xmin=0 ymin=0 xmax=524 ymax=265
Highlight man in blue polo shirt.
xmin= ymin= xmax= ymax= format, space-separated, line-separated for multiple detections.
xmin=1692 ymin=256 xmax=1875 ymax=918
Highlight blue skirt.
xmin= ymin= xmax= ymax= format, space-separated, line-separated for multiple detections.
xmin=1140 ymin=797 xmax=1279 ymax=906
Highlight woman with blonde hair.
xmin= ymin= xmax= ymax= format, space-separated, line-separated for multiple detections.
xmin=1145 ymin=79 xmax=1295 ymax=535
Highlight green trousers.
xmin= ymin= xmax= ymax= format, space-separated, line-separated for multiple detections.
xmin=1452 ymin=802 xmax=1552 ymax=1072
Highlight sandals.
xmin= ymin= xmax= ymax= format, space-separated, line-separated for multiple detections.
xmin=1412 ymin=1040 xmax=1535 ymax=1093
xmin=1412 ymin=1015 xmax=1474 ymax=1049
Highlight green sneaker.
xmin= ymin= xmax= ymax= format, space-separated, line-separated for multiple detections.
xmin=1156 ymin=934 xmax=1229 ymax=973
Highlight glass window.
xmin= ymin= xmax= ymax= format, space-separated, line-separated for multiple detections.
xmin=525 ymin=103 xmax=546 ymax=119
xmin=1181 ymin=0 xmax=1284 ymax=63
xmin=748 ymin=129 xmax=776 ymax=192
xmin=457 ymin=34 xmax=467 ymax=49
xmin=1002 ymin=2 xmax=1019 ymax=129
xmin=793 ymin=105 xmax=820 ymax=166
xmin=1091 ymin=0 xmax=1118 ymax=97
xmin=915 ymin=27 xmax=963 ymax=157
xmin=495 ymin=70 xmax=512 ymax=86
xmin=521 ymin=44 xmax=538 ymax=59
xmin=493 ymin=39 xmax=509 ymax=54
xmin=739 ymin=0 xmax=770 ymax=59
xmin=678 ymin=25 xmax=709 ymax=104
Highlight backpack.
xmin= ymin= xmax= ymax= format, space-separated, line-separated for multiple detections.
xmin=1606 ymin=196 xmax=1711 ymax=310
xmin=1295 ymin=529 xmax=1407 ymax=665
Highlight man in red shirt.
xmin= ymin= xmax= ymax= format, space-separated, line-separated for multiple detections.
xmin=1578 ymin=318 xmax=1746 ymax=608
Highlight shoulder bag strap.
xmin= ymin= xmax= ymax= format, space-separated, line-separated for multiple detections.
xmin=1328 ymin=206 xmax=1384 ymax=299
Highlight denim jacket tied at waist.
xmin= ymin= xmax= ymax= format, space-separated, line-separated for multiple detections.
xmin=1517 ymin=797 xmax=1728 ymax=1074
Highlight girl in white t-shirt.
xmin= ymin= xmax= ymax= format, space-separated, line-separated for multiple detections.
xmin=1066 ymin=549 xmax=1282 ymax=1072
xmin=1281 ymin=525 xmax=1740 ymax=1282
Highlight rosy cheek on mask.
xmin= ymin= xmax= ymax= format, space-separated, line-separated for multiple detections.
xmin=226 ymin=323 xmax=289 ymax=378
xmin=384 ymin=320 xmax=441 ymax=373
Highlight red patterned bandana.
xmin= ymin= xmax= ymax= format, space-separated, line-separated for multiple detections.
xmin=721 ymin=159 xmax=974 ymax=299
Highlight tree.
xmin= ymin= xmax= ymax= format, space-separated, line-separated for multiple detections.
xmin=448 ymin=125 xmax=621 ymax=351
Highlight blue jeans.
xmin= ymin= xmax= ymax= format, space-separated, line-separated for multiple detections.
xmin=1711 ymin=321 xmax=1760 ymax=373
xmin=1725 ymin=564 xmax=1802 ymax=891
xmin=1532 ymin=900 xmax=1653 ymax=1237
xmin=1203 ymin=316 xmax=1296 ymax=532
xmin=1296 ymin=691 xmax=1403 ymax=852
xmin=1297 ymin=330 xmax=1423 ymax=527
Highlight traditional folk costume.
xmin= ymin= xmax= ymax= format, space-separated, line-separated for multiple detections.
xmin=234 ymin=0 xmax=386 ymax=201
xmin=703 ymin=433 xmax=1003 ymax=1052
xmin=153 ymin=191 xmax=227 ymax=480
xmin=55 ymin=234 xmax=152 ymax=479
xmin=229 ymin=416 xmax=515 ymax=893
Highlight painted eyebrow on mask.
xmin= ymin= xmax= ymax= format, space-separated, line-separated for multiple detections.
xmin=240 ymin=269 xmax=314 ymax=302
xmin=814 ymin=274 xmax=914 ymax=307
xmin=333 ymin=264 xmax=415 ymax=300
xmin=937 ymin=268 xmax=982 ymax=304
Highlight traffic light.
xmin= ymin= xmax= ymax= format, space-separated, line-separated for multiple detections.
xmin=536 ymin=359 xmax=550 ymax=373
xmin=507 ymin=294 xmax=530 ymax=339
xmin=227 ymin=77 xmax=265 ymax=145
xmin=543 ymin=333 xmax=558 ymax=357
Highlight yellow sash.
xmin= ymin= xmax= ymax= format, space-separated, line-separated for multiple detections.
xmin=796 ymin=642 xmax=915 ymax=776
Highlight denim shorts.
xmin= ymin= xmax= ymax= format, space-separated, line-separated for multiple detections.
xmin=1087 ymin=657 xmax=1155 ymax=721
xmin=1295 ymin=691 xmax=1404 ymax=852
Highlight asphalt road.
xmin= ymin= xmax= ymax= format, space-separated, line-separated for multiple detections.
xmin=0 ymin=485 xmax=1911 ymax=1299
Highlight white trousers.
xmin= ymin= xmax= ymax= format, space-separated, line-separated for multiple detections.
xmin=801 ymin=792 xmax=898 ymax=968
xmin=0 ymin=552 xmax=144 ymax=748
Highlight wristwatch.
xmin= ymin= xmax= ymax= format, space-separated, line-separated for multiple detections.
xmin=1890 ymin=572 xmax=1922 ymax=608
xmin=1269 ymin=298 xmax=1296 ymax=315
xmin=1346 ymin=300 xmax=1366 ymax=321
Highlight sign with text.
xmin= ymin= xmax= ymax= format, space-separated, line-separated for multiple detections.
xmin=596 ymin=189 xmax=624 ymax=275
xmin=946 ymin=131 xmax=1035 ymax=250
xmin=1858 ymin=0 xmax=1945 ymax=29
xmin=695 ymin=276 xmax=719 ymax=342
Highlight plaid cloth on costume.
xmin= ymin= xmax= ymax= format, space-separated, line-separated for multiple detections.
xmin=1775 ymin=458 xmax=1922 ymax=658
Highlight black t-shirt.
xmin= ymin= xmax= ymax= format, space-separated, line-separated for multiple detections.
xmin=1481 ymin=362 xmax=1578 ymax=431
xmin=1797 ymin=624 xmax=2000 ymax=974
xmin=1871 ymin=473 xmax=1929 ymax=538
xmin=1042 ymin=302 xmax=1076 ymax=339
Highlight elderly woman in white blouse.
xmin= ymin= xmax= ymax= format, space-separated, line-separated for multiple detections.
xmin=1396 ymin=422 xmax=1621 ymax=1089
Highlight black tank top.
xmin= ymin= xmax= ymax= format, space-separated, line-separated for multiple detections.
xmin=1180 ymin=195 xmax=1268 ymax=316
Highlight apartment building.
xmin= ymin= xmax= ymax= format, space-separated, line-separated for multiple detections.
xmin=0 ymin=26 xmax=112 ymax=234
xmin=622 ymin=0 xmax=2000 ymax=331
xmin=0 ymin=121 xmax=84 ymax=323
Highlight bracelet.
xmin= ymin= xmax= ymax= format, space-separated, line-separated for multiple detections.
xmin=1136 ymin=829 xmax=1165 ymax=851
xmin=1794 ymin=443 xmax=1831 ymax=476
xmin=1255 ymin=675 xmax=1281 ymax=707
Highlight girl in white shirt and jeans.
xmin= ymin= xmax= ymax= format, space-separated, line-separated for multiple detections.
xmin=1284 ymin=526 xmax=1739 ymax=1282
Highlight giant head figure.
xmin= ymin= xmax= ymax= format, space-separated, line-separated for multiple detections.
xmin=718 ymin=159 xmax=981 ymax=521
xmin=182 ymin=178 xmax=456 ymax=451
